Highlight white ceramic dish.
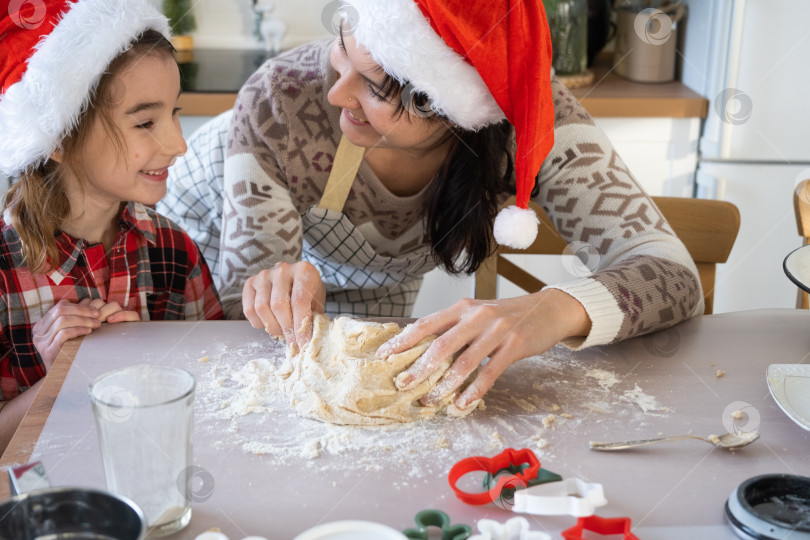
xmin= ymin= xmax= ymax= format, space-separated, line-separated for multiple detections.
xmin=767 ymin=364 xmax=810 ymax=432
xmin=783 ymin=245 xmax=810 ymax=293
xmin=293 ymin=521 xmax=408 ymax=540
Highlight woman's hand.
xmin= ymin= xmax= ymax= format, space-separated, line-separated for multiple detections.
xmin=242 ymin=261 xmax=326 ymax=352
xmin=377 ymin=289 xmax=592 ymax=411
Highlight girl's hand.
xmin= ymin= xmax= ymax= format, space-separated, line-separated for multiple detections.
xmin=242 ymin=261 xmax=326 ymax=353
xmin=377 ymin=289 xmax=592 ymax=411
xmin=32 ymin=299 xmax=102 ymax=370
xmin=32 ymin=299 xmax=142 ymax=369
xmin=88 ymin=299 xmax=141 ymax=324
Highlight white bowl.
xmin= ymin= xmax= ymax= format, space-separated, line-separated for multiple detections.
xmin=294 ymin=520 xmax=408 ymax=540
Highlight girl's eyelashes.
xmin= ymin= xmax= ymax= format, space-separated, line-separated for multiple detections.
xmin=135 ymin=109 xmax=181 ymax=128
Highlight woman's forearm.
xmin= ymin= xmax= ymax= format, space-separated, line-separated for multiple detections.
xmin=535 ymin=287 xmax=592 ymax=341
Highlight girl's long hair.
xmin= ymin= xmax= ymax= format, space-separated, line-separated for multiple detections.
xmin=376 ymin=75 xmax=520 ymax=274
xmin=3 ymin=29 xmax=175 ymax=273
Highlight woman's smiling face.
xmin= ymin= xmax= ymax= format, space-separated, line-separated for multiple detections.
xmin=327 ymin=27 xmax=451 ymax=153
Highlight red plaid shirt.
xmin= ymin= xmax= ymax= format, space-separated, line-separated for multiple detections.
xmin=0 ymin=202 xmax=224 ymax=400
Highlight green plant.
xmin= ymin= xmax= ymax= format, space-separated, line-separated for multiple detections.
xmin=163 ymin=0 xmax=197 ymax=36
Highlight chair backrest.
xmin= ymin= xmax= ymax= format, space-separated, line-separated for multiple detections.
xmin=793 ymin=179 xmax=810 ymax=308
xmin=474 ymin=196 xmax=741 ymax=315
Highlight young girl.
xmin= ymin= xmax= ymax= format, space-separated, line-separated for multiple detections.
xmin=161 ymin=0 xmax=702 ymax=409
xmin=0 ymin=0 xmax=223 ymax=450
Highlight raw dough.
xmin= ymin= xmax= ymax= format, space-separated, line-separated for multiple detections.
xmin=276 ymin=314 xmax=478 ymax=425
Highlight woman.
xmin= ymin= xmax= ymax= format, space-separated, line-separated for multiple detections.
xmin=160 ymin=0 xmax=702 ymax=411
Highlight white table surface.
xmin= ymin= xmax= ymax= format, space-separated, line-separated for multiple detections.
xmin=23 ymin=309 xmax=810 ymax=539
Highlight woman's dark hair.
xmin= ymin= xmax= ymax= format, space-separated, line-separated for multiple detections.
xmin=377 ymin=74 xmax=521 ymax=275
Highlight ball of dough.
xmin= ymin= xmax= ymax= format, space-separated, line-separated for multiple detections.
xmin=276 ymin=314 xmax=477 ymax=425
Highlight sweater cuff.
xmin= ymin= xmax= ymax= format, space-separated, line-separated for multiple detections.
xmin=544 ymin=278 xmax=623 ymax=351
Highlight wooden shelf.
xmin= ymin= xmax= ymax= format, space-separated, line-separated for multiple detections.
xmin=177 ymin=93 xmax=238 ymax=116
xmin=567 ymin=55 xmax=708 ymax=118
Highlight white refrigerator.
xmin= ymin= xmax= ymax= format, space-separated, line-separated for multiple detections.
xmin=681 ymin=0 xmax=810 ymax=313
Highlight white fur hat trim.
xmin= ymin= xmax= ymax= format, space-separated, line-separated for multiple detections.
xmin=340 ymin=0 xmax=505 ymax=131
xmin=0 ymin=0 xmax=171 ymax=176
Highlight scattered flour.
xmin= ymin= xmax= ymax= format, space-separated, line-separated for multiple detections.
xmin=532 ymin=436 xmax=549 ymax=450
xmin=622 ymin=384 xmax=668 ymax=413
xmin=586 ymin=369 xmax=620 ymax=390
xmin=191 ymin=338 xmax=671 ymax=478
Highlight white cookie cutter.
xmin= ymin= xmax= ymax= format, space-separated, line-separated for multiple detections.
xmin=512 ymin=477 xmax=607 ymax=517
xmin=195 ymin=534 xmax=268 ymax=540
xmin=469 ymin=517 xmax=551 ymax=540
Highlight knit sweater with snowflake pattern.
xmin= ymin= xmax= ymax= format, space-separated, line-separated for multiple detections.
xmin=159 ymin=39 xmax=702 ymax=349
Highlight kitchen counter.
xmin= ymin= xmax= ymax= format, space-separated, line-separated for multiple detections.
xmin=176 ymin=49 xmax=708 ymax=118
xmin=569 ymin=55 xmax=709 ymax=118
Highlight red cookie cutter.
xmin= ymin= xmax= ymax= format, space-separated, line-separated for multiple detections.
xmin=447 ymin=447 xmax=540 ymax=506
xmin=561 ymin=515 xmax=639 ymax=540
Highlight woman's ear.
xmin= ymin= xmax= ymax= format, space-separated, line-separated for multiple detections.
xmin=50 ymin=149 xmax=63 ymax=163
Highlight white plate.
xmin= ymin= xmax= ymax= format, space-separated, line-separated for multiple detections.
xmin=783 ymin=245 xmax=810 ymax=293
xmin=767 ymin=364 xmax=810 ymax=431
xmin=293 ymin=521 xmax=407 ymax=540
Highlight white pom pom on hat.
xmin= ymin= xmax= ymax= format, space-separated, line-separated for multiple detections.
xmin=493 ymin=204 xmax=540 ymax=249
xmin=341 ymin=0 xmax=556 ymax=248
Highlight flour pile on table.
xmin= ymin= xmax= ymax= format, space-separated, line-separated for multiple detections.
xmin=275 ymin=314 xmax=475 ymax=424
xmin=192 ymin=329 xmax=672 ymax=477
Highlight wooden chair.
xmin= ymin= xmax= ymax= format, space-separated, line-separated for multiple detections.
xmin=474 ymin=197 xmax=741 ymax=315
xmin=793 ymin=179 xmax=810 ymax=309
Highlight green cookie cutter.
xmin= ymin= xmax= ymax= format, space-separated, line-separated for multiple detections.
xmin=484 ymin=463 xmax=563 ymax=501
xmin=402 ymin=509 xmax=472 ymax=540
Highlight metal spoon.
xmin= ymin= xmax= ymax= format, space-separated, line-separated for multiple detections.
xmin=589 ymin=431 xmax=759 ymax=451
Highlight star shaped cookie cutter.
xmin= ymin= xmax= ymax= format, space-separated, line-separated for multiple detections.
xmin=512 ymin=477 xmax=607 ymax=517
xmin=468 ymin=517 xmax=551 ymax=540
xmin=561 ymin=515 xmax=639 ymax=540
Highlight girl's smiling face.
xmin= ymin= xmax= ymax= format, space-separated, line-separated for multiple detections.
xmin=71 ymin=53 xmax=187 ymax=209
xmin=327 ymin=28 xmax=451 ymax=154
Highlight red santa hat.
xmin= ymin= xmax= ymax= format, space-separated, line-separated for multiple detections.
xmin=341 ymin=0 xmax=555 ymax=249
xmin=0 ymin=0 xmax=171 ymax=177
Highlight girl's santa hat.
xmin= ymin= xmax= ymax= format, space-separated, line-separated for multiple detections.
xmin=341 ymin=0 xmax=556 ymax=249
xmin=0 ymin=0 xmax=171 ymax=177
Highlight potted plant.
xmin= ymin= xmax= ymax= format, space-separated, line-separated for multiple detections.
xmin=163 ymin=0 xmax=196 ymax=51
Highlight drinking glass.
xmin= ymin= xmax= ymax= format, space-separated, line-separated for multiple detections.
xmin=89 ymin=365 xmax=196 ymax=537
